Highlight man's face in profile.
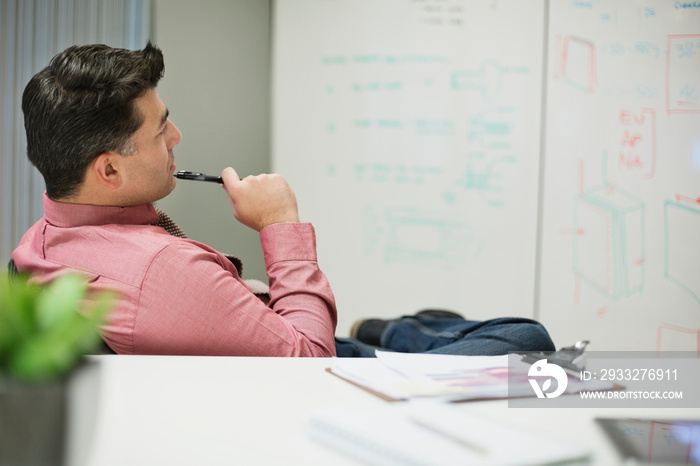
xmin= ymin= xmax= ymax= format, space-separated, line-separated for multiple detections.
xmin=116 ymin=89 xmax=182 ymax=206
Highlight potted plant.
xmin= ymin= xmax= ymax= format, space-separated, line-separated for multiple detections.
xmin=0 ymin=271 xmax=114 ymax=466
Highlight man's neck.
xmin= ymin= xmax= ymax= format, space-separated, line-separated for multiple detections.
xmin=55 ymin=186 xmax=126 ymax=207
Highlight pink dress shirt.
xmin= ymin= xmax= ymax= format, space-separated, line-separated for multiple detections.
xmin=12 ymin=193 xmax=337 ymax=356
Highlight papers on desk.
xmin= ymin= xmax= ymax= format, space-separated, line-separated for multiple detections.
xmin=318 ymin=353 xmax=600 ymax=464
xmin=307 ymin=401 xmax=591 ymax=466
xmin=329 ymin=351 xmax=614 ymax=402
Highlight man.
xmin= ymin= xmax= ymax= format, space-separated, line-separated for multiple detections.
xmin=13 ymin=42 xmax=555 ymax=357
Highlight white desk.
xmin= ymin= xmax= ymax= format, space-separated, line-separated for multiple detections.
xmin=70 ymin=356 xmax=699 ymax=465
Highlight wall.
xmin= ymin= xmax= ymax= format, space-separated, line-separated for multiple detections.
xmin=153 ymin=0 xmax=272 ymax=282
xmin=1 ymin=0 xmax=150 ymax=268
xmin=2 ymin=1 xmax=272 ymax=281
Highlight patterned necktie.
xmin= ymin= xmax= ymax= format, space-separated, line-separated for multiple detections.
xmin=151 ymin=207 xmax=188 ymax=239
xmin=150 ymin=207 xmax=270 ymax=297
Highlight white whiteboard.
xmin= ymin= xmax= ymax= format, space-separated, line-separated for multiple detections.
xmin=272 ymin=0 xmax=700 ymax=349
xmin=273 ymin=0 xmax=546 ymax=336
xmin=539 ymin=1 xmax=700 ymax=351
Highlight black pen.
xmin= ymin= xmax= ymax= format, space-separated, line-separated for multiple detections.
xmin=174 ymin=170 xmax=223 ymax=184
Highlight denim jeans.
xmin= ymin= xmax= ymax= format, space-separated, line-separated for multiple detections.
xmin=334 ymin=316 xmax=555 ymax=357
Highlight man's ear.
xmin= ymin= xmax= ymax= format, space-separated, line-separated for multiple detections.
xmin=92 ymin=152 xmax=122 ymax=189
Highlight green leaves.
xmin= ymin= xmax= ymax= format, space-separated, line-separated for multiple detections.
xmin=0 ymin=273 xmax=114 ymax=382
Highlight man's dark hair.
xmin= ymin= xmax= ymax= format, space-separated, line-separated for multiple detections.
xmin=22 ymin=42 xmax=164 ymax=199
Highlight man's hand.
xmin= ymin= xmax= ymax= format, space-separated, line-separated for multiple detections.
xmin=221 ymin=167 xmax=300 ymax=231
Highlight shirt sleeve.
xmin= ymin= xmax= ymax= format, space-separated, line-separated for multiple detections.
xmin=132 ymin=223 xmax=337 ymax=356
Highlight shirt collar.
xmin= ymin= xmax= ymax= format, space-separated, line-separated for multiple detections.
xmin=42 ymin=192 xmax=159 ymax=228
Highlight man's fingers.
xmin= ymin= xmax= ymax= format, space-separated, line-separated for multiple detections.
xmin=221 ymin=167 xmax=241 ymax=187
xmin=221 ymin=170 xmax=300 ymax=231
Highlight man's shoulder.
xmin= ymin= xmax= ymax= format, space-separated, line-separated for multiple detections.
xmin=51 ymin=221 xmax=176 ymax=249
xmin=73 ymin=223 xmax=227 ymax=270
xmin=37 ymin=223 xmax=190 ymax=284
xmin=14 ymin=219 xmax=228 ymax=284
xmin=70 ymin=223 xmax=196 ymax=264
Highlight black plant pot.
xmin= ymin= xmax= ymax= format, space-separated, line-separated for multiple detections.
xmin=0 ymin=361 xmax=101 ymax=466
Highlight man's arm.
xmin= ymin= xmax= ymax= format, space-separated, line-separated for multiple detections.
xmin=131 ymin=235 xmax=337 ymax=356
xmin=126 ymin=168 xmax=337 ymax=356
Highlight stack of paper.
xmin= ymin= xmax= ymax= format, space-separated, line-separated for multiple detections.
xmin=329 ymin=351 xmax=614 ymax=402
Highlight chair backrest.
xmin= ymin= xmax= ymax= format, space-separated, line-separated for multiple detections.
xmin=8 ymin=258 xmax=19 ymax=277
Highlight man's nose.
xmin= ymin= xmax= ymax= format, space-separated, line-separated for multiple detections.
xmin=168 ymin=120 xmax=182 ymax=149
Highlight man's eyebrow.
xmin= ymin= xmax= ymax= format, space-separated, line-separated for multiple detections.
xmin=160 ymin=108 xmax=170 ymax=127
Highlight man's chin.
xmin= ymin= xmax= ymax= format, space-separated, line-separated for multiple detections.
xmin=162 ymin=181 xmax=177 ymax=199
xmin=145 ymin=183 xmax=177 ymax=205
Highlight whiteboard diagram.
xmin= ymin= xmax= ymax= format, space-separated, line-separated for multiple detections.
xmin=573 ymin=185 xmax=645 ymax=301
xmin=274 ymin=0 xmax=545 ymax=332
